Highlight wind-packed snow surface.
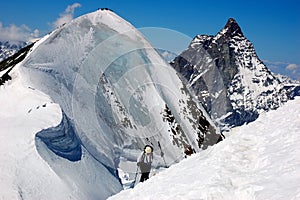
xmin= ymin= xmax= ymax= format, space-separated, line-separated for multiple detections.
xmin=0 ymin=9 xmax=221 ymax=199
xmin=109 ymin=97 xmax=300 ymax=200
xmin=0 ymin=68 xmax=121 ymax=199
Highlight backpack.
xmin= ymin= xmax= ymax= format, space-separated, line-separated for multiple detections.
xmin=139 ymin=152 xmax=153 ymax=173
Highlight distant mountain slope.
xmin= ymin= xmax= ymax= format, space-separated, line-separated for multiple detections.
xmin=0 ymin=41 xmax=27 ymax=62
xmin=0 ymin=43 xmax=34 ymax=85
xmin=171 ymin=18 xmax=300 ymax=130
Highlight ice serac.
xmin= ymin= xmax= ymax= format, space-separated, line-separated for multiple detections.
xmin=17 ymin=9 xmax=221 ymax=198
xmin=171 ymin=18 xmax=300 ymax=130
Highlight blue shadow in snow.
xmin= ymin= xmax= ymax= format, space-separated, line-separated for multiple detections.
xmin=36 ymin=112 xmax=82 ymax=161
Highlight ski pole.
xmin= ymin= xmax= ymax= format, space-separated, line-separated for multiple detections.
xmin=130 ymin=166 xmax=139 ymax=188
xmin=158 ymin=141 xmax=167 ymax=167
xmin=146 ymin=138 xmax=154 ymax=146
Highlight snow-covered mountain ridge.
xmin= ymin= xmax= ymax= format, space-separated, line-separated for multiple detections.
xmin=0 ymin=9 xmax=221 ymax=199
xmin=109 ymin=96 xmax=300 ymax=200
xmin=171 ymin=18 xmax=300 ymax=130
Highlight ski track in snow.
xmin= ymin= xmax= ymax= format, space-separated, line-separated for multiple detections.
xmin=109 ymin=97 xmax=300 ymax=200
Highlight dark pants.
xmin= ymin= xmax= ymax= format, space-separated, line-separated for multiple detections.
xmin=140 ymin=172 xmax=150 ymax=182
xmin=139 ymin=162 xmax=151 ymax=182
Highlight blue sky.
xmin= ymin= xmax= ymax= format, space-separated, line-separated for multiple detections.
xmin=0 ymin=0 xmax=299 ymax=79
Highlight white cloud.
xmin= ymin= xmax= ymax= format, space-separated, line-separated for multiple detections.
xmin=52 ymin=3 xmax=81 ymax=28
xmin=32 ymin=29 xmax=40 ymax=38
xmin=285 ymin=63 xmax=300 ymax=80
xmin=285 ymin=63 xmax=298 ymax=71
xmin=263 ymin=60 xmax=300 ymax=80
xmin=262 ymin=60 xmax=288 ymax=66
xmin=0 ymin=22 xmax=40 ymax=43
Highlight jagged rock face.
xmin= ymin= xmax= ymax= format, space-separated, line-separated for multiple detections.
xmin=171 ymin=18 xmax=300 ymax=129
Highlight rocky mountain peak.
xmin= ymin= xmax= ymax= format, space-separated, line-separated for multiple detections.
xmin=217 ymin=18 xmax=244 ymax=39
xmin=171 ymin=18 xmax=300 ymax=130
xmin=224 ymin=18 xmax=239 ymax=30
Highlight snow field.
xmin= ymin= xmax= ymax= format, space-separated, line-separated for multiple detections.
xmin=0 ymin=69 xmax=71 ymax=199
xmin=109 ymin=97 xmax=300 ymax=200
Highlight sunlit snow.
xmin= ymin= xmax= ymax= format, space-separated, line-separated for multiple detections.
xmin=109 ymin=97 xmax=300 ymax=200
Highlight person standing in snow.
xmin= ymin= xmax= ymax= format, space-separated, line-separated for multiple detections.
xmin=137 ymin=145 xmax=153 ymax=182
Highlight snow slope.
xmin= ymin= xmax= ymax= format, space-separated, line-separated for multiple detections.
xmin=0 ymin=65 xmax=122 ymax=199
xmin=0 ymin=68 xmax=73 ymax=199
xmin=109 ymin=97 xmax=300 ymax=200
